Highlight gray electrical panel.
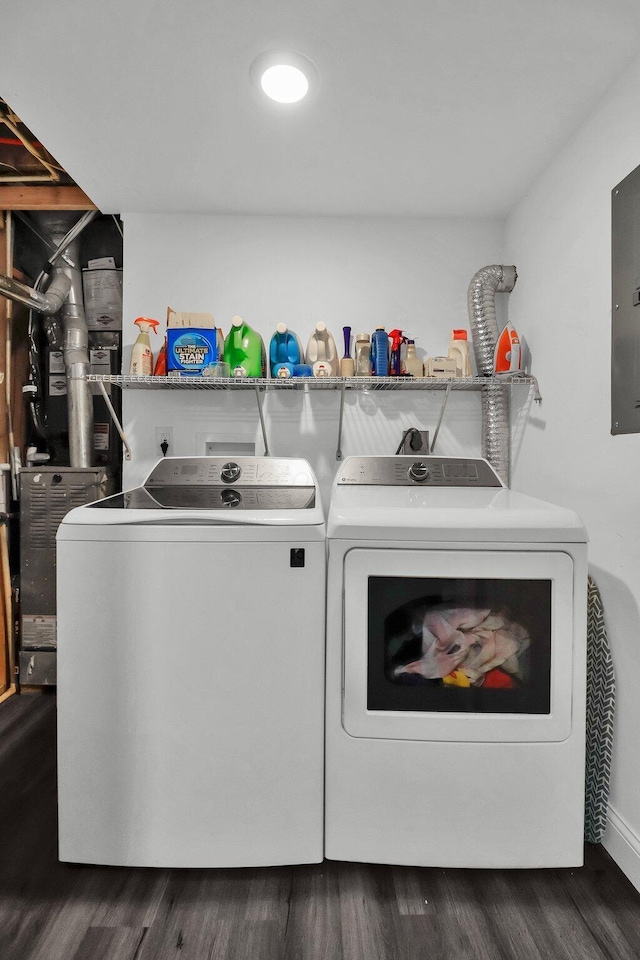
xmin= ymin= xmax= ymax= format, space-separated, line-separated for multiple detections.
xmin=612 ymin=164 xmax=640 ymax=433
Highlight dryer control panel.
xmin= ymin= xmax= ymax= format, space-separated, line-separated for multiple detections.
xmin=336 ymin=456 xmax=503 ymax=487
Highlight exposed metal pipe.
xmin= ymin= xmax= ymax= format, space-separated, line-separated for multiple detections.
xmin=467 ymin=264 xmax=517 ymax=486
xmin=1 ymin=211 xmax=97 ymax=467
xmin=55 ymin=235 xmax=93 ymax=468
xmin=0 ymin=272 xmax=71 ymax=314
xmin=31 ymin=212 xmax=98 ymax=468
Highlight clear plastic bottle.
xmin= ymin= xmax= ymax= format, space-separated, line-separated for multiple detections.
xmin=354 ymin=333 xmax=372 ymax=376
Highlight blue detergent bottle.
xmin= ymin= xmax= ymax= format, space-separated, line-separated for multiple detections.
xmin=269 ymin=322 xmax=301 ymax=378
xmin=371 ymin=326 xmax=389 ymax=376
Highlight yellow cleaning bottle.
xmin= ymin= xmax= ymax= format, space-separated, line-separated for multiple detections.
xmin=130 ymin=317 xmax=159 ymax=376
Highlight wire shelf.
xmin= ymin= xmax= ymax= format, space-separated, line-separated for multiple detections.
xmin=87 ymin=373 xmax=538 ymax=393
xmin=89 ymin=371 xmax=541 ymax=465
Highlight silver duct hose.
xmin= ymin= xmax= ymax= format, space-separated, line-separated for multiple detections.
xmin=467 ymin=264 xmax=517 ymax=486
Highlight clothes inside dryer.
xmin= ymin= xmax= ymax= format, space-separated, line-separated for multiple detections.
xmin=369 ymin=575 xmax=552 ymax=714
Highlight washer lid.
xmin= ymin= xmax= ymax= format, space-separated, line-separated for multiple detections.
xmin=85 ymin=484 xmax=316 ymax=512
xmin=58 ymin=456 xmax=325 ymax=533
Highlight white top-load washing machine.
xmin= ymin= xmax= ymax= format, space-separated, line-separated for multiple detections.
xmin=57 ymin=456 xmax=325 ymax=868
xmin=325 ymin=455 xmax=588 ymax=869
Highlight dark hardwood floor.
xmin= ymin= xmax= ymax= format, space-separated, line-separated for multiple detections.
xmin=1 ymin=693 xmax=640 ymax=960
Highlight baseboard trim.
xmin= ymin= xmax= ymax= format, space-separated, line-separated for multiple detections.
xmin=603 ymin=805 xmax=640 ymax=893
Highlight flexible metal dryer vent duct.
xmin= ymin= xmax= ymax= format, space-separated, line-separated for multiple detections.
xmin=467 ymin=264 xmax=517 ymax=487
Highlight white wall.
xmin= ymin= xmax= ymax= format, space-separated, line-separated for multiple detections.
xmin=506 ymin=57 xmax=640 ymax=887
xmin=120 ymin=214 xmax=504 ymax=506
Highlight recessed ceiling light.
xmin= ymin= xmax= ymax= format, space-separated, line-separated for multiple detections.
xmin=250 ymin=51 xmax=319 ymax=106
xmin=261 ymin=64 xmax=308 ymax=103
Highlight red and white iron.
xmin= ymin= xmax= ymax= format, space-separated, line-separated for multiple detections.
xmin=493 ymin=322 xmax=522 ymax=373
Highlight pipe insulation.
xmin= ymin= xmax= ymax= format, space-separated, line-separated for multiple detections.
xmin=467 ymin=264 xmax=517 ymax=486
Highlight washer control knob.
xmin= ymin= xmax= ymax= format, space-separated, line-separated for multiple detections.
xmin=408 ymin=461 xmax=430 ymax=482
xmin=221 ymin=488 xmax=242 ymax=507
xmin=220 ymin=461 xmax=241 ymax=484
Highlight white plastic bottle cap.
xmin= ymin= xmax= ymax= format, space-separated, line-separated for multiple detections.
xmin=316 ymin=321 xmax=326 ymax=332
xmin=276 ymin=322 xmax=287 ymax=334
xmin=355 ymin=332 xmax=369 ymax=341
xmin=231 ymin=315 xmax=243 ymax=327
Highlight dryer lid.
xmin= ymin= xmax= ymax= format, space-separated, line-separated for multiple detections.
xmin=328 ymin=458 xmax=587 ymax=543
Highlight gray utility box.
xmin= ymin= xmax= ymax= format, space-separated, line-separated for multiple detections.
xmin=19 ymin=467 xmax=117 ymax=685
xmin=612 ymin=164 xmax=640 ymax=433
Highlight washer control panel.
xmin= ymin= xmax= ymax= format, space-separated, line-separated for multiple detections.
xmin=145 ymin=456 xmax=316 ymax=488
xmin=336 ymin=456 xmax=503 ymax=487
xmin=407 ymin=461 xmax=430 ymax=482
xmin=220 ymin=461 xmax=242 ymax=484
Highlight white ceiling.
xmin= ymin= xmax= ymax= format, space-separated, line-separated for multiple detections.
xmin=1 ymin=0 xmax=639 ymax=217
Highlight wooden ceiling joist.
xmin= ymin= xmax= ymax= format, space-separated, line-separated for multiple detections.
xmin=0 ymin=185 xmax=97 ymax=211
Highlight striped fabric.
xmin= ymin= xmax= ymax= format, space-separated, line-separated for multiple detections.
xmin=585 ymin=575 xmax=616 ymax=844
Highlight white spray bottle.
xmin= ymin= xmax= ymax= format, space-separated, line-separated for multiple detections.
xmin=129 ymin=317 xmax=159 ymax=376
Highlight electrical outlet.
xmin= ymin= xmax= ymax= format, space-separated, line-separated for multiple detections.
xmin=401 ymin=429 xmax=430 ymax=455
xmin=156 ymin=427 xmax=173 ymax=454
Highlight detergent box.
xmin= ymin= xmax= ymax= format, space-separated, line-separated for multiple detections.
xmin=167 ymin=328 xmax=219 ymax=375
xmin=166 ymin=308 xmax=219 ymax=375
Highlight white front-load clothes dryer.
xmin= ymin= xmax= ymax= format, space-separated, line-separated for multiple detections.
xmin=325 ymin=456 xmax=588 ymax=868
xmin=57 ymin=456 xmax=325 ymax=868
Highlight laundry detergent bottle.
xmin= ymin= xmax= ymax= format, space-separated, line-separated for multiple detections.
xmin=129 ymin=317 xmax=159 ymax=376
xmin=448 ymin=329 xmax=472 ymax=377
xmin=306 ymin=321 xmax=339 ymax=377
xmin=269 ymin=322 xmax=301 ymax=378
xmin=224 ymin=316 xmax=265 ymax=378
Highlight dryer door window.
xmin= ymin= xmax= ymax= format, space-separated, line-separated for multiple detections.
xmin=368 ymin=576 xmax=551 ymax=716
xmin=342 ymin=548 xmax=575 ymax=742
